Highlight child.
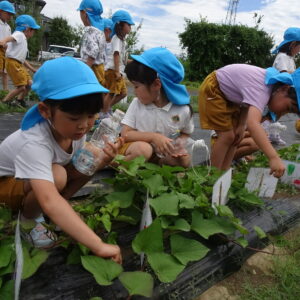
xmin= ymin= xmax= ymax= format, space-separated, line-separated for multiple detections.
xmin=120 ymin=47 xmax=194 ymax=168
xmin=0 ymin=1 xmax=15 ymax=91
xmin=78 ymin=0 xmax=106 ymax=86
xmin=103 ymin=10 xmax=134 ymax=115
xmin=0 ymin=57 xmax=122 ymax=263
xmin=0 ymin=15 xmax=39 ymax=107
xmin=268 ymin=27 xmax=300 ymax=144
xmin=199 ymin=64 xmax=300 ymax=177
xmin=273 ymin=27 xmax=300 ymax=73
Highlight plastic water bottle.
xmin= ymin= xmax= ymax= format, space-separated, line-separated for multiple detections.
xmin=172 ymin=136 xmax=207 ymax=158
xmin=72 ymin=109 xmax=125 ymax=176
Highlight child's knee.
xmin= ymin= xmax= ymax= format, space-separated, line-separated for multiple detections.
xmin=217 ymin=130 xmax=236 ymax=145
xmin=126 ymin=142 xmax=153 ymax=160
xmin=52 ymin=164 xmax=67 ymax=192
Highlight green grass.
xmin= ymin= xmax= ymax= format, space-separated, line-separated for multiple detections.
xmin=240 ymin=227 xmax=300 ymax=300
xmin=0 ymin=102 xmax=26 ymax=113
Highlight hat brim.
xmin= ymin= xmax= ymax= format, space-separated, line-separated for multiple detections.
xmin=39 ymin=82 xmax=109 ymax=101
xmin=272 ymin=39 xmax=293 ymax=54
xmin=131 ymin=54 xmax=152 ymax=69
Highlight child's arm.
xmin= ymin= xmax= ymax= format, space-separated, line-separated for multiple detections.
xmin=233 ymin=106 xmax=249 ymax=145
xmin=122 ymin=125 xmax=174 ymax=156
xmin=113 ymin=51 xmax=121 ymax=80
xmin=30 ymin=179 xmax=122 ymax=263
xmin=0 ymin=36 xmax=15 ymax=48
xmin=247 ymin=106 xmax=285 ymax=178
xmin=24 ymin=60 xmax=37 ymax=73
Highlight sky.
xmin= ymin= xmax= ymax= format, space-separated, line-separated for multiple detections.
xmin=42 ymin=0 xmax=300 ymax=55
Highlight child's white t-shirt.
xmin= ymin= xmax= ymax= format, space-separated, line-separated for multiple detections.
xmin=104 ymin=41 xmax=112 ymax=70
xmin=121 ymin=97 xmax=194 ymax=137
xmin=5 ymin=31 xmax=28 ymax=63
xmin=105 ymin=35 xmax=127 ymax=74
xmin=273 ymin=52 xmax=296 ymax=73
xmin=0 ymin=121 xmax=85 ymax=182
xmin=0 ymin=19 xmax=11 ymax=40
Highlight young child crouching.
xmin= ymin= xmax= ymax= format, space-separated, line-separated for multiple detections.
xmin=0 ymin=57 xmax=122 ymax=263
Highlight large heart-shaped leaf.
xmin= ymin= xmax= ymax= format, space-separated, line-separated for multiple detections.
xmin=81 ymin=256 xmax=123 ymax=286
xmin=149 ymin=193 xmax=179 ymax=217
xmin=132 ymin=219 xmax=163 ymax=254
xmin=170 ymin=234 xmax=209 ymax=265
xmin=147 ymin=252 xmax=185 ymax=283
xmin=105 ymin=188 xmax=135 ymax=208
xmin=142 ymin=174 xmax=166 ymax=197
xmin=177 ymin=193 xmax=195 ymax=209
xmin=22 ymin=247 xmax=49 ymax=279
xmin=191 ymin=211 xmax=236 ymax=239
xmin=119 ymin=271 xmax=153 ymax=297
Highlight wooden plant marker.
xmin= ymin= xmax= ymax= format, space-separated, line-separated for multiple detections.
xmin=245 ymin=168 xmax=278 ymax=198
xmin=212 ymin=168 xmax=232 ymax=213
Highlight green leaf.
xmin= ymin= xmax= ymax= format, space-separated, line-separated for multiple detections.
xmin=149 ymin=193 xmax=179 ymax=217
xmin=168 ymin=218 xmax=191 ymax=232
xmin=0 ymin=241 xmax=13 ymax=268
xmin=105 ymin=188 xmax=135 ymax=208
xmin=101 ymin=214 xmax=112 ymax=232
xmin=142 ymin=174 xmax=165 ymax=197
xmin=236 ymin=237 xmax=248 ymax=248
xmin=0 ymin=279 xmax=14 ymax=300
xmin=22 ymin=247 xmax=49 ymax=279
xmin=170 ymin=234 xmax=209 ymax=265
xmin=147 ymin=252 xmax=185 ymax=283
xmin=233 ymin=222 xmax=249 ymax=235
xmin=132 ymin=219 xmax=163 ymax=255
xmin=177 ymin=192 xmax=195 ymax=209
xmin=89 ymin=297 xmax=103 ymax=300
xmin=119 ymin=271 xmax=154 ymax=297
xmin=191 ymin=211 xmax=236 ymax=239
xmin=254 ymin=226 xmax=267 ymax=239
xmin=81 ymin=256 xmax=123 ymax=286
xmin=217 ymin=205 xmax=234 ymax=218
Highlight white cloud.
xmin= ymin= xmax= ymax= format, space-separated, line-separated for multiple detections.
xmin=41 ymin=0 xmax=300 ymax=54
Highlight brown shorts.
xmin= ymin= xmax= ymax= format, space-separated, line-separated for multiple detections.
xmin=0 ymin=48 xmax=6 ymax=72
xmin=118 ymin=142 xmax=132 ymax=155
xmin=198 ymin=71 xmax=240 ymax=131
xmin=104 ymin=69 xmax=127 ymax=95
xmin=0 ymin=177 xmax=25 ymax=211
xmin=92 ymin=64 xmax=105 ymax=86
xmin=5 ymin=58 xmax=31 ymax=87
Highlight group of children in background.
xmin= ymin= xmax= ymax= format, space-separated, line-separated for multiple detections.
xmin=0 ymin=0 xmax=300 ymax=264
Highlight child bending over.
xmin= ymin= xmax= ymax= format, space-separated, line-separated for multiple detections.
xmin=0 ymin=57 xmax=122 ymax=263
xmin=199 ymin=64 xmax=300 ymax=178
xmin=120 ymin=47 xmax=194 ymax=168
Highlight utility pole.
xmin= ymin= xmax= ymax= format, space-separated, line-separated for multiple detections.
xmin=225 ymin=0 xmax=239 ymax=25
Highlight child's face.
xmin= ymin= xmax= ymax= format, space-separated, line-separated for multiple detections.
xmin=122 ymin=22 xmax=132 ymax=35
xmin=268 ymin=87 xmax=297 ymax=117
xmin=131 ymin=80 xmax=159 ymax=105
xmin=24 ymin=28 xmax=35 ymax=38
xmin=80 ymin=10 xmax=90 ymax=26
xmin=40 ymin=103 xmax=97 ymax=140
xmin=0 ymin=10 xmax=13 ymax=22
xmin=291 ymin=43 xmax=300 ymax=57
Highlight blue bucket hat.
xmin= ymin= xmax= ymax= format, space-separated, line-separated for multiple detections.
xmin=77 ymin=0 xmax=104 ymax=31
xmin=15 ymin=15 xmax=40 ymax=32
xmin=21 ymin=57 xmax=109 ymax=131
xmin=272 ymin=27 xmax=300 ymax=54
xmin=131 ymin=47 xmax=190 ymax=105
xmin=111 ymin=10 xmax=134 ymax=36
xmin=103 ymin=18 xmax=113 ymax=31
xmin=265 ymin=67 xmax=300 ymax=120
xmin=0 ymin=0 xmax=16 ymax=14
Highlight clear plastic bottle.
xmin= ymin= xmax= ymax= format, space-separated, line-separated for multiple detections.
xmin=172 ymin=136 xmax=207 ymax=157
xmin=72 ymin=109 xmax=125 ymax=176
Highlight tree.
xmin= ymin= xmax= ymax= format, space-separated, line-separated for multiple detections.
xmin=48 ymin=17 xmax=81 ymax=48
xmin=179 ymin=18 xmax=275 ymax=81
xmin=126 ymin=19 xmax=144 ymax=55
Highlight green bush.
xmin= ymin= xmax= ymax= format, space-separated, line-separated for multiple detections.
xmin=179 ymin=18 xmax=275 ymax=81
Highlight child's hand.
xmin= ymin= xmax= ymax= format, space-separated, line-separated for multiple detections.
xmin=0 ymin=41 xmax=7 ymax=48
xmin=269 ymin=157 xmax=285 ymax=178
xmin=152 ymin=133 xmax=174 ymax=156
xmin=102 ymin=137 xmax=124 ymax=164
xmin=233 ymin=124 xmax=245 ymax=146
xmin=96 ymin=242 xmax=122 ymax=264
xmin=115 ymin=71 xmax=122 ymax=81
